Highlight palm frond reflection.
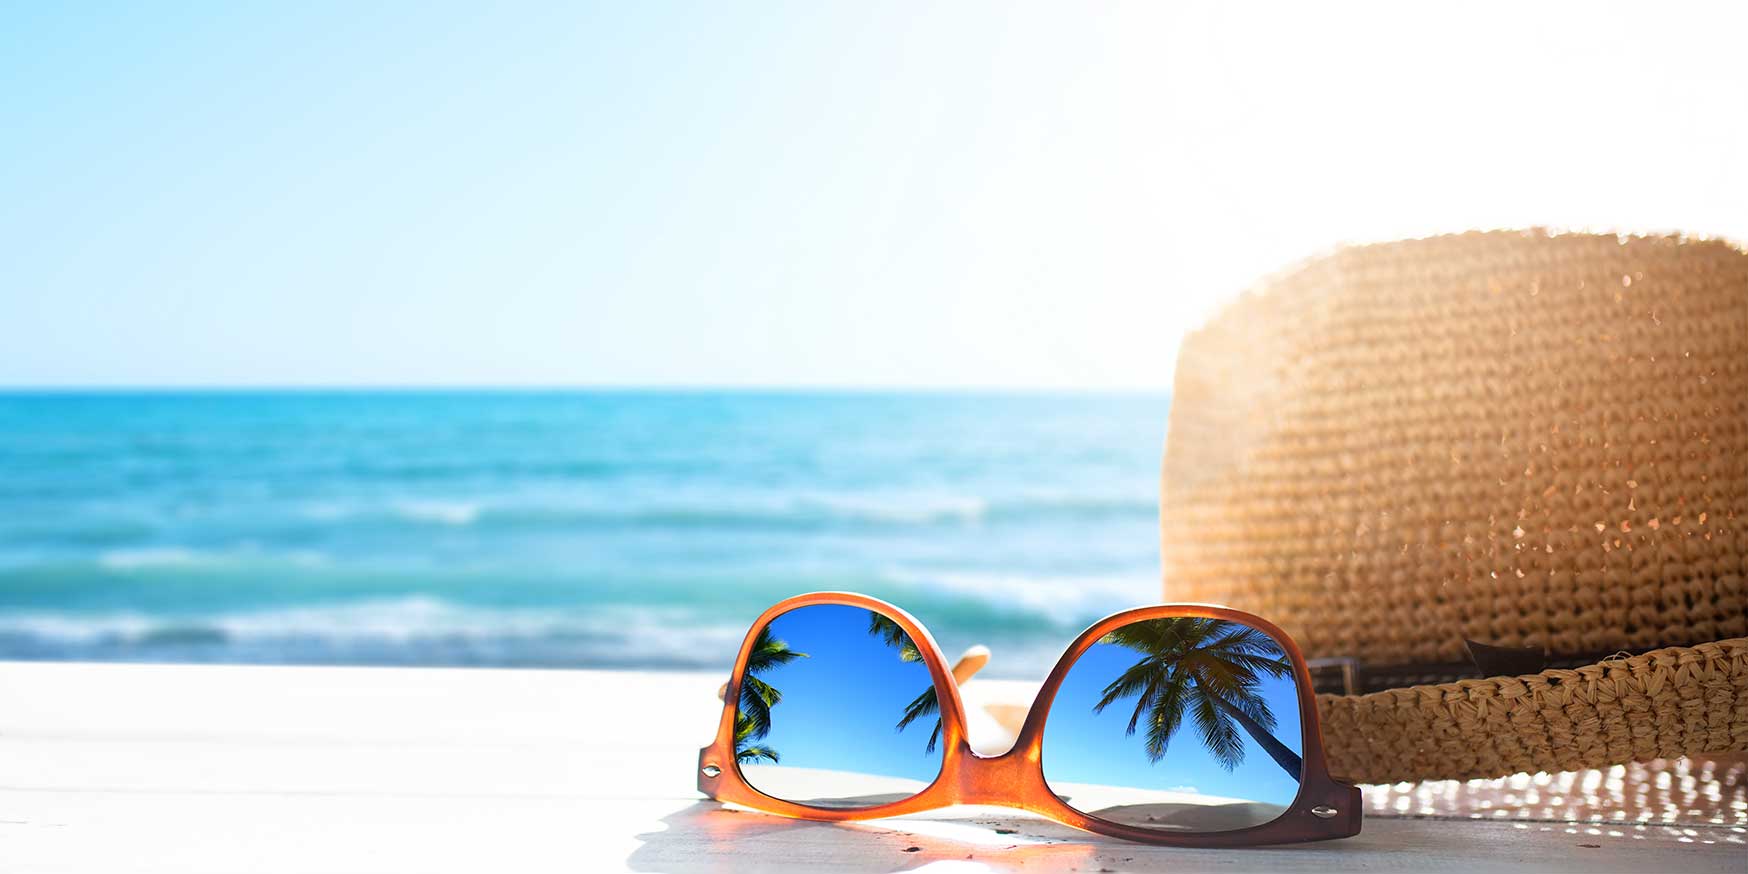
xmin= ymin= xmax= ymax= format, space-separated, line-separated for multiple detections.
xmin=867 ymin=610 xmax=942 ymax=754
xmin=734 ymin=625 xmax=807 ymax=764
xmin=1092 ymin=618 xmax=1301 ymax=781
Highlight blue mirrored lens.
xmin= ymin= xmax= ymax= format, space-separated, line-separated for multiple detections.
xmin=734 ymin=603 xmax=946 ymax=808
xmin=1041 ymin=616 xmax=1304 ymax=832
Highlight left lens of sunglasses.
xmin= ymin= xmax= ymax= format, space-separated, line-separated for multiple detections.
xmin=730 ymin=603 xmax=946 ymax=809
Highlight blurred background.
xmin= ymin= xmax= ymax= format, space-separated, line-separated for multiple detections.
xmin=2 ymin=1 xmax=1743 ymax=678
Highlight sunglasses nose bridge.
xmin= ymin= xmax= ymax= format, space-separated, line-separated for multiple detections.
xmin=951 ymin=744 xmax=1043 ymax=808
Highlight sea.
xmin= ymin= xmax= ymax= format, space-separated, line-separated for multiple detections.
xmin=0 ymin=390 xmax=1169 ymax=679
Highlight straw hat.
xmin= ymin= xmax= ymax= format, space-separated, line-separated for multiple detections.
xmin=1161 ymin=229 xmax=1747 ymax=784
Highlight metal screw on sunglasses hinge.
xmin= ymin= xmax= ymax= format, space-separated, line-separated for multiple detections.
xmin=701 ymin=764 xmax=721 ymax=778
xmin=1310 ymin=806 xmax=1338 ymax=819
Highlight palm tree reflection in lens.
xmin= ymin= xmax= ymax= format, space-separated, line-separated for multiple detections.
xmin=1093 ymin=618 xmax=1301 ymax=781
xmin=733 ymin=626 xmax=807 ymax=765
xmin=866 ymin=610 xmax=943 ymax=754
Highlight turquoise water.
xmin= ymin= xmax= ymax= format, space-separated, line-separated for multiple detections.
xmin=0 ymin=391 xmax=1168 ymax=677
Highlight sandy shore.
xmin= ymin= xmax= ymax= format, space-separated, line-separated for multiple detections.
xmin=1 ymin=661 xmax=1737 ymax=873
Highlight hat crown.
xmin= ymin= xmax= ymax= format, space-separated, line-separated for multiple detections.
xmin=1162 ymin=230 xmax=1748 ymax=666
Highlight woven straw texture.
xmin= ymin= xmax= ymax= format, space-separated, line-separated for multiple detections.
xmin=1318 ymin=636 xmax=1748 ymax=783
xmin=1162 ymin=230 xmax=1747 ymax=666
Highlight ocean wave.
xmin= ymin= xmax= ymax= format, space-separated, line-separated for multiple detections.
xmin=606 ymin=493 xmax=993 ymax=528
xmin=97 ymin=546 xmax=209 ymax=570
xmin=390 ymin=499 xmax=481 ymax=526
xmin=94 ymin=546 xmax=329 ymax=571
xmin=287 ymin=490 xmax=1150 ymax=532
xmin=0 ymin=569 xmax=1157 ymax=675
xmin=886 ymin=570 xmax=1158 ymax=624
xmin=11 ymin=552 xmax=1155 ymax=627
xmin=0 ymin=597 xmax=751 ymax=669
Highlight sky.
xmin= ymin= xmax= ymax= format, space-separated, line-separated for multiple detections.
xmin=2 ymin=1 xmax=1744 ymax=389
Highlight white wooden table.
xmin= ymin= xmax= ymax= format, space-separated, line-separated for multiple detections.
xmin=1 ymin=662 xmax=1739 ymax=873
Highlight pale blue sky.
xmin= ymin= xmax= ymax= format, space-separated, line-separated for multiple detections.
xmin=3 ymin=2 xmax=1744 ymax=388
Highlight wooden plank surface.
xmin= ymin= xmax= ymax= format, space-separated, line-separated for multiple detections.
xmin=1 ymin=662 xmax=1739 ymax=873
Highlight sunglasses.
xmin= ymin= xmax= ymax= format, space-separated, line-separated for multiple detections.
xmin=698 ymin=592 xmax=1361 ymax=846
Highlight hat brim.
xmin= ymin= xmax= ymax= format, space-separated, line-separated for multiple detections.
xmin=1319 ymin=637 xmax=1748 ymax=784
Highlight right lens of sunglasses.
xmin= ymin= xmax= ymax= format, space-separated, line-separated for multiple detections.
xmin=1041 ymin=615 xmax=1306 ymax=833
xmin=730 ymin=603 xmax=947 ymax=809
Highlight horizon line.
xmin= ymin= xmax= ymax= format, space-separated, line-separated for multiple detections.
xmin=0 ymin=383 xmax=1172 ymax=395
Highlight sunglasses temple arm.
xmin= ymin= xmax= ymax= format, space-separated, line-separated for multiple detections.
xmin=950 ymin=644 xmax=990 ymax=683
xmin=715 ymin=644 xmax=994 ymax=703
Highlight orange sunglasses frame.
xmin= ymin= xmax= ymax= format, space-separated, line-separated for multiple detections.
xmin=698 ymin=591 xmax=1362 ymax=846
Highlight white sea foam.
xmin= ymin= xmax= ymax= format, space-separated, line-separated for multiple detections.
xmin=285 ymin=486 xmax=1147 ymax=532
xmin=390 ymin=500 xmax=481 ymax=526
xmin=792 ymin=491 xmax=988 ymax=524
xmin=198 ymin=597 xmax=730 ymax=646
xmin=0 ymin=597 xmax=749 ymax=668
xmin=893 ymin=570 xmax=1156 ymax=622
xmin=0 ymin=611 xmax=161 ymax=642
xmin=95 ymin=546 xmax=328 ymax=571
xmin=97 ymin=547 xmax=209 ymax=570
xmin=579 ymin=490 xmax=993 ymax=527
xmin=298 ymin=498 xmax=485 ymax=525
